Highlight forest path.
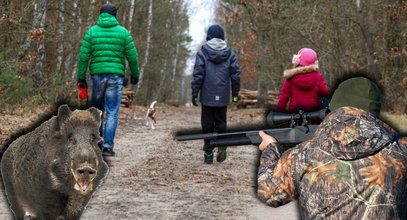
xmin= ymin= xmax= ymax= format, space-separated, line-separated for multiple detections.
xmin=0 ymin=106 xmax=299 ymax=219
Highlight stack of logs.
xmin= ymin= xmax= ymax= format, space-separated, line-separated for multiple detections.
xmin=237 ymin=89 xmax=279 ymax=109
xmin=121 ymin=88 xmax=135 ymax=107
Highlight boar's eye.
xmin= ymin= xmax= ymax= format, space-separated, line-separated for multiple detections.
xmin=67 ymin=133 xmax=76 ymax=142
xmin=90 ymin=134 xmax=97 ymax=143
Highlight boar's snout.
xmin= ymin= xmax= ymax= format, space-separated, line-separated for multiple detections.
xmin=72 ymin=165 xmax=98 ymax=195
xmin=75 ymin=166 xmax=97 ymax=180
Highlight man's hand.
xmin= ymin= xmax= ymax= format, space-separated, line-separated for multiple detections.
xmin=77 ymin=79 xmax=88 ymax=89
xmin=192 ymin=96 xmax=198 ymax=106
xmin=131 ymin=76 xmax=139 ymax=85
xmin=259 ymin=131 xmax=278 ymax=151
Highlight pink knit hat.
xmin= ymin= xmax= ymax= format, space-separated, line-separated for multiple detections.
xmin=298 ymin=48 xmax=317 ymax=66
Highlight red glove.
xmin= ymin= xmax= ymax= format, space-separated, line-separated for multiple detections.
xmin=77 ymin=83 xmax=88 ymax=100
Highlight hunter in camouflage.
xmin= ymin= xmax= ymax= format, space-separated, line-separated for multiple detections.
xmin=257 ymin=106 xmax=407 ymax=219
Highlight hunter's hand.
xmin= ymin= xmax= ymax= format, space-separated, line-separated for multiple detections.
xmin=192 ymin=96 xmax=198 ymax=106
xmin=259 ymin=131 xmax=277 ymax=151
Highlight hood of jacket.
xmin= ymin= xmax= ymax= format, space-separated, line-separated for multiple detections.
xmin=207 ymin=38 xmax=227 ymax=50
xmin=201 ymin=44 xmax=231 ymax=64
xmin=97 ymin=13 xmax=119 ymax=28
xmin=283 ymin=64 xmax=319 ymax=90
xmin=314 ymin=107 xmax=397 ymax=160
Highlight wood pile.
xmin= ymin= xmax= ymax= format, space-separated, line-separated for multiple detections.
xmin=166 ymin=99 xmax=180 ymax=107
xmin=121 ymin=89 xmax=135 ymax=107
xmin=237 ymin=89 xmax=279 ymax=109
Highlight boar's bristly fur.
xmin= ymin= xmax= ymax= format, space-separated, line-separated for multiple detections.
xmin=1 ymin=105 xmax=108 ymax=220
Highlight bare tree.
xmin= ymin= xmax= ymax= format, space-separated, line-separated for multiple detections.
xmin=55 ymin=0 xmax=65 ymax=76
xmin=155 ymin=58 xmax=168 ymax=101
xmin=128 ymin=0 xmax=136 ymax=33
xmin=86 ymin=0 xmax=96 ymax=29
xmin=356 ymin=0 xmax=380 ymax=80
xmin=67 ymin=0 xmax=83 ymax=79
xmin=240 ymin=1 xmax=273 ymax=108
xmin=18 ymin=0 xmax=47 ymax=59
xmin=34 ymin=1 xmax=47 ymax=81
xmin=256 ymin=32 xmax=269 ymax=108
xmin=64 ymin=0 xmax=83 ymax=79
xmin=137 ymin=0 xmax=153 ymax=91
xmin=171 ymin=42 xmax=180 ymax=85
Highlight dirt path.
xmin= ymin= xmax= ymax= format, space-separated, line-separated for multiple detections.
xmin=0 ymin=106 xmax=300 ymax=219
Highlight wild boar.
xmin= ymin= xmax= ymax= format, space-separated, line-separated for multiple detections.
xmin=1 ymin=105 xmax=108 ymax=220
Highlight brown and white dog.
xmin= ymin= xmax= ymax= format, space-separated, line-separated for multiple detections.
xmin=146 ymin=101 xmax=157 ymax=129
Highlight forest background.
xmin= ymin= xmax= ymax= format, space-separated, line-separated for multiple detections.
xmin=0 ymin=0 xmax=406 ymax=113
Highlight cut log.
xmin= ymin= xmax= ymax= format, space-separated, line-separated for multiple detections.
xmin=237 ymin=89 xmax=279 ymax=109
xmin=166 ymin=99 xmax=179 ymax=107
xmin=121 ymin=89 xmax=135 ymax=107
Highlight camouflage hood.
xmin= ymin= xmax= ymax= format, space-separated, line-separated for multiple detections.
xmin=314 ymin=107 xmax=398 ymax=160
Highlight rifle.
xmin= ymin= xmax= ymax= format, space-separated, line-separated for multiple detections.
xmin=176 ymin=109 xmax=328 ymax=148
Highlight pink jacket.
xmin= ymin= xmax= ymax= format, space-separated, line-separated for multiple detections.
xmin=277 ymin=64 xmax=329 ymax=113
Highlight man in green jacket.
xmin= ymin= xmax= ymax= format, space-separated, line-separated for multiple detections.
xmin=77 ymin=4 xmax=140 ymax=156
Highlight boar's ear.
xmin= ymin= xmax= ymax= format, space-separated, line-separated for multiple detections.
xmin=87 ymin=107 xmax=102 ymax=126
xmin=55 ymin=104 xmax=72 ymax=130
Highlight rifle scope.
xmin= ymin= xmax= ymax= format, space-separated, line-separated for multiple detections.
xmin=266 ymin=108 xmax=328 ymax=127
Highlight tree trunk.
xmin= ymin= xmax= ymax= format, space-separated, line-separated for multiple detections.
xmin=128 ymin=0 xmax=135 ymax=33
xmin=170 ymin=42 xmax=180 ymax=84
xmin=356 ymin=0 xmax=380 ymax=80
xmin=87 ymin=0 xmax=96 ymax=29
xmin=120 ymin=1 xmax=127 ymax=27
xmin=155 ymin=58 xmax=168 ymax=101
xmin=55 ymin=0 xmax=65 ymax=76
xmin=34 ymin=1 xmax=47 ymax=84
xmin=256 ymin=32 xmax=268 ymax=108
xmin=179 ymin=75 xmax=186 ymax=106
xmin=18 ymin=0 xmax=47 ymax=59
xmin=137 ymin=0 xmax=153 ymax=91
xmin=67 ymin=0 xmax=82 ymax=79
xmin=169 ymin=42 xmax=180 ymax=99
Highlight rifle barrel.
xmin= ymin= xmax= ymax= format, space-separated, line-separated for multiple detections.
xmin=176 ymin=132 xmax=219 ymax=141
xmin=176 ymin=125 xmax=319 ymax=147
xmin=210 ymin=137 xmax=252 ymax=147
xmin=176 ymin=130 xmax=257 ymax=141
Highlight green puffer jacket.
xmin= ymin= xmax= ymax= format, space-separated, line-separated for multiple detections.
xmin=77 ymin=13 xmax=140 ymax=80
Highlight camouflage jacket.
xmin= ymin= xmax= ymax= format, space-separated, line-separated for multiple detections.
xmin=258 ymin=107 xmax=407 ymax=219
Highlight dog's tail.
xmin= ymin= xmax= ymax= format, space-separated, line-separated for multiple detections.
xmin=149 ymin=101 xmax=157 ymax=109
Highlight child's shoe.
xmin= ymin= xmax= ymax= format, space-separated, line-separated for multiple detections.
xmin=216 ymin=147 xmax=227 ymax=163
xmin=204 ymin=151 xmax=213 ymax=164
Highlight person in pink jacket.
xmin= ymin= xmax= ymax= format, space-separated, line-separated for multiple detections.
xmin=276 ymin=48 xmax=329 ymax=113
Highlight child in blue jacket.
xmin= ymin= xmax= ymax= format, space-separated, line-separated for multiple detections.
xmin=191 ymin=24 xmax=241 ymax=164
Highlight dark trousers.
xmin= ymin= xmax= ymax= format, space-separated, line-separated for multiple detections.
xmin=201 ymin=105 xmax=227 ymax=152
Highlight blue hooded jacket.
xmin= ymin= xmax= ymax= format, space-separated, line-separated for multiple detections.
xmin=191 ymin=43 xmax=240 ymax=107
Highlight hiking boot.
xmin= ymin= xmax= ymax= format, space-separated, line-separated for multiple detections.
xmin=216 ymin=147 xmax=227 ymax=163
xmin=204 ymin=151 xmax=213 ymax=164
xmin=102 ymin=147 xmax=116 ymax=157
